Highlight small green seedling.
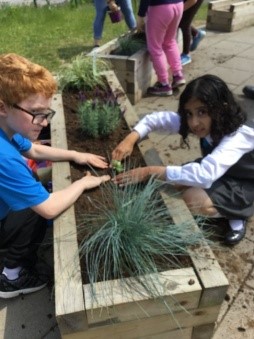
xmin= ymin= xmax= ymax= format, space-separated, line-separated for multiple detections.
xmin=112 ymin=160 xmax=124 ymax=173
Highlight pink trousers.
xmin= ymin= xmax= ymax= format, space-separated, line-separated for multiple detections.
xmin=146 ymin=3 xmax=183 ymax=84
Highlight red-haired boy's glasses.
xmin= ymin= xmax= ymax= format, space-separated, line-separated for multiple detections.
xmin=12 ymin=104 xmax=55 ymax=125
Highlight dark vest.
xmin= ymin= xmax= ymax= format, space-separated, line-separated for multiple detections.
xmin=200 ymin=122 xmax=254 ymax=180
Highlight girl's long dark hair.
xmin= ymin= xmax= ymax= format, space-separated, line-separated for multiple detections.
xmin=178 ymin=74 xmax=246 ymax=145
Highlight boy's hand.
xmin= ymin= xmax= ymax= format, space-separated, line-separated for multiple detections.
xmin=83 ymin=171 xmax=110 ymax=190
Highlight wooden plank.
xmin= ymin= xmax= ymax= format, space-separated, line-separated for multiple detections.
xmin=159 ymin=187 xmax=229 ymax=307
xmin=84 ymin=268 xmax=202 ymax=325
xmin=231 ymin=1 xmax=254 ymax=31
xmin=62 ymin=327 xmax=193 ymax=339
xmin=192 ymin=323 xmax=215 ymax=339
xmin=51 ymin=94 xmax=87 ymax=334
xmin=230 ymin=0 xmax=254 ymax=10
xmin=91 ymin=36 xmax=120 ymax=54
xmin=107 ymin=57 xmax=129 ymax=72
xmin=62 ymin=305 xmax=221 ymax=339
xmin=208 ymin=0 xmax=244 ymax=9
xmin=141 ymin=327 xmax=192 ymax=339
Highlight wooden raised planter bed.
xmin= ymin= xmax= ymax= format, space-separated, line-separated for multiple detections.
xmin=88 ymin=34 xmax=157 ymax=105
xmin=206 ymin=0 xmax=254 ymax=32
xmin=51 ymin=70 xmax=228 ymax=339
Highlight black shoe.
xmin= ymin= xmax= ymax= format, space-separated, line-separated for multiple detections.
xmin=224 ymin=221 xmax=246 ymax=245
xmin=0 ymin=267 xmax=47 ymax=299
xmin=243 ymin=85 xmax=254 ymax=100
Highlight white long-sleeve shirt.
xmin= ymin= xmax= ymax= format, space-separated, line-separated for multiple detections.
xmin=134 ymin=111 xmax=254 ymax=188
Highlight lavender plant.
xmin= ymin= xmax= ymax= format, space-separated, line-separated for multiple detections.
xmin=77 ymin=97 xmax=121 ymax=138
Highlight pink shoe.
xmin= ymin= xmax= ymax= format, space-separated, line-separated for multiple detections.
xmin=147 ymin=82 xmax=173 ymax=96
xmin=172 ymin=75 xmax=186 ymax=89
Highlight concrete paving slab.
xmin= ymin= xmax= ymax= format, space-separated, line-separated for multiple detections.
xmin=222 ymin=56 xmax=254 ymax=73
xmin=207 ymin=40 xmax=252 ymax=55
xmin=0 ymin=288 xmax=60 ymax=339
xmin=206 ymin=66 xmax=251 ymax=86
xmin=213 ymin=265 xmax=254 ymax=338
xmin=240 ymin=46 xmax=254 ymax=60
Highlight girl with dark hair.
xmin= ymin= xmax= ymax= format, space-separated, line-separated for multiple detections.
xmin=112 ymin=74 xmax=254 ymax=245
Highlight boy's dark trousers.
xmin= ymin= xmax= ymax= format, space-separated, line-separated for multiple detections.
xmin=0 ymin=208 xmax=47 ymax=269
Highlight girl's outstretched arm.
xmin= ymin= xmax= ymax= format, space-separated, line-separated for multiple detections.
xmin=111 ymin=130 xmax=140 ymax=161
xmin=112 ymin=166 xmax=166 ymax=186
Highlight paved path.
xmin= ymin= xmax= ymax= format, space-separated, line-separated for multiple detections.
xmin=0 ymin=24 xmax=254 ymax=339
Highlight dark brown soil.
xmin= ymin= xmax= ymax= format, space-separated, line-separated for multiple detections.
xmin=62 ymin=88 xmax=146 ymax=216
xmin=62 ymin=86 xmax=191 ymax=283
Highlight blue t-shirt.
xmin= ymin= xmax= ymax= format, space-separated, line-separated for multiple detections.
xmin=0 ymin=129 xmax=50 ymax=220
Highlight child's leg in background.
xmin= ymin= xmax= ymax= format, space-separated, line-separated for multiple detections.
xmin=146 ymin=3 xmax=183 ymax=84
xmin=93 ymin=0 xmax=108 ymax=42
xmin=118 ymin=0 xmax=136 ymax=30
xmin=162 ymin=2 xmax=184 ymax=78
xmin=179 ymin=0 xmax=204 ymax=55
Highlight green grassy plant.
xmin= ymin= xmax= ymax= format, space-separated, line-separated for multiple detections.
xmin=58 ymin=54 xmax=110 ymax=90
xmin=77 ymin=177 xmax=211 ymax=307
xmin=113 ymin=32 xmax=146 ymax=56
xmin=0 ymin=1 xmax=129 ymax=72
xmin=77 ymin=98 xmax=121 ymax=137
xmin=0 ymin=2 xmax=207 ymax=73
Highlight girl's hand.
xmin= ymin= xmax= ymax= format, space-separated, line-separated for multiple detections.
xmin=83 ymin=171 xmax=110 ymax=190
xmin=112 ymin=167 xmax=150 ymax=186
xmin=112 ymin=131 xmax=140 ymax=161
xmin=112 ymin=140 xmax=134 ymax=161
xmin=108 ymin=1 xmax=118 ymax=12
xmin=137 ymin=16 xmax=145 ymax=33
xmin=73 ymin=152 xmax=109 ymax=169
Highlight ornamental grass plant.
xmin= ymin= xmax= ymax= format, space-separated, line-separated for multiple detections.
xmin=77 ymin=177 xmax=211 ymax=308
xmin=113 ymin=32 xmax=147 ymax=56
xmin=58 ymin=54 xmax=110 ymax=90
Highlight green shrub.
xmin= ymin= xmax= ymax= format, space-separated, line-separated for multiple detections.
xmin=58 ymin=54 xmax=110 ymax=90
xmin=77 ymin=98 xmax=121 ymax=137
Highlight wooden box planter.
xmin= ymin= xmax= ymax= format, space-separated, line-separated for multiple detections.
xmin=206 ymin=0 xmax=254 ymax=32
xmin=88 ymin=34 xmax=157 ymax=105
xmin=51 ymin=70 xmax=228 ymax=339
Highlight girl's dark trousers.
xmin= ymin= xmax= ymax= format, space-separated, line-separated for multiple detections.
xmin=179 ymin=0 xmax=204 ymax=55
xmin=0 ymin=208 xmax=47 ymax=269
